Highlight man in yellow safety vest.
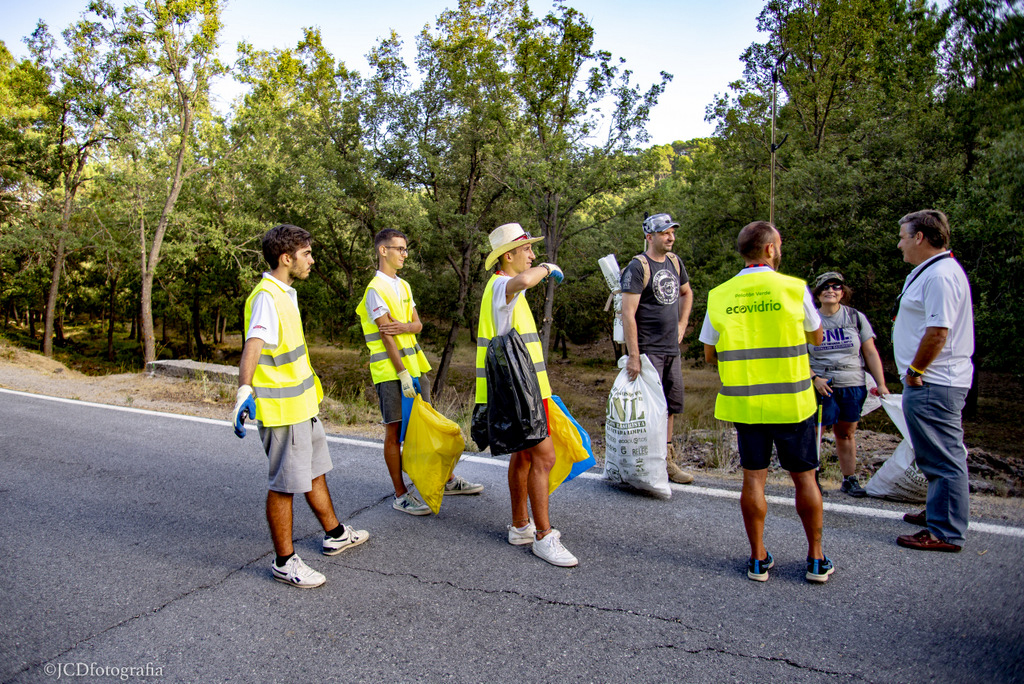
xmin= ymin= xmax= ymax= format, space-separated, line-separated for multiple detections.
xmin=475 ymin=223 xmax=577 ymax=567
xmin=698 ymin=221 xmax=834 ymax=584
xmin=234 ymin=224 xmax=369 ymax=589
xmin=357 ymin=229 xmax=483 ymax=516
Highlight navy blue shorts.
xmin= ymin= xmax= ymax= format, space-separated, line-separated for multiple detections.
xmin=820 ymin=385 xmax=868 ymax=426
xmin=734 ymin=416 xmax=818 ymax=473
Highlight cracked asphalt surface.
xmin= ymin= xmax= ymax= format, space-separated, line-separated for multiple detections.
xmin=2 ymin=389 xmax=1022 ymax=683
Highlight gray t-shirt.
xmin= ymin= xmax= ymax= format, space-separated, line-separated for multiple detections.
xmin=807 ymin=305 xmax=875 ymax=388
xmin=620 ymin=254 xmax=689 ymax=355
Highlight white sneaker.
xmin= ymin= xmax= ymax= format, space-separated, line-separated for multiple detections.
xmin=322 ymin=524 xmax=370 ymax=556
xmin=507 ymin=520 xmax=536 ymax=546
xmin=393 ymin=491 xmax=431 ymax=516
xmin=272 ymin=554 xmax=326 ymax=589
xmin=444 ymin=475 xmax=484 ymax=495
xmin=531 ymin=529 xmax=578 ymax=567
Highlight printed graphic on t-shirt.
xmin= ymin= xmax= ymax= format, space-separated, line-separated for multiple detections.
xmin=652 ymin=268 xmax=679 ymax=306
xmin=813 ymin=327 xmax=855 ymax=352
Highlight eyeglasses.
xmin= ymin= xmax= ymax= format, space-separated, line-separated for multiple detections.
xmin=823 ymin=283 xmax=843 ymax=291
xmin=384 ymin=246 xmax=409 ymax=255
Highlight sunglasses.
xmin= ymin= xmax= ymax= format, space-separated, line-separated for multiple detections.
xmin=822 ymin=283 xmax=843 ymax=291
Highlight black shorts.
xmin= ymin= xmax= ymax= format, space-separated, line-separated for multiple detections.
xmin=734 ymin=416 xmax=818 ymax=473
xmin=645 ymin=353 xmax=685 ymax=415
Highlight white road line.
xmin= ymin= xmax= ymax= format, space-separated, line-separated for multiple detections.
xmin=4 ymin=386 xmax=1023 ymax=538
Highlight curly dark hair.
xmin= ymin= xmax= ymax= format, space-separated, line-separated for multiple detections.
xmin=262 ymin=224 xmax=312 ymax=269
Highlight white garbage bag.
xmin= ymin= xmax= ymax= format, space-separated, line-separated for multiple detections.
xmin=861 ymin=374 xmax=881 ymax=416
xmin=603 ymin=354 xmax=671 ymax=498
xmin=864 ymin=394 xmax=928 ymax=502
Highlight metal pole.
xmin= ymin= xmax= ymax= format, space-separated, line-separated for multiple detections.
xmin=770 ymin=67 xmax=777 ymax=225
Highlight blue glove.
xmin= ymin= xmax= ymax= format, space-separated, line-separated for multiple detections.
xmin=540 ymin=263 xmax=564 ymax=284
xmin=233 ymin=385 xmax=257 ymax=438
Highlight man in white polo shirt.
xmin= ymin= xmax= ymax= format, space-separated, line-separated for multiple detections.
xmin=893 ymin=209 xmax=974 ymax=553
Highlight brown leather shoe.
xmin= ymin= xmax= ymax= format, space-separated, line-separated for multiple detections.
xmin=903 ymin=509 xmax=927 ymax=526
xmin=897 ymin=529 xmax=961 ymax=553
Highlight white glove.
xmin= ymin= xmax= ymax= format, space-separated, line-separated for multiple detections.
xmin=233 ymin=385 xmax=257 ymax=438
xmin=397 ymin=370 xmax=416 ymax=398
xmin=540 ymin=263 xmax=564 ymax=284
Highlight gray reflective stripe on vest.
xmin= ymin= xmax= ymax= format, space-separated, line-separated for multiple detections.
xmin=369 ymin=344 xmax=425 ymax=364
xmin=717 ymin=344 xmax=806 ymax=362
xmin=254 ymin=373 xmax=318 ymax=399
xmin=364 ymin=332 xmax=381 ymax=343
xmin=719 ymin=378 xmax=812 ymax=397
xmin=257 ymin=344 xmax=307 ymax=367
xmin=476 ymin=360 xmax=547 ymax=378
xmin=478 ymin=332 xmax=540 ymax=347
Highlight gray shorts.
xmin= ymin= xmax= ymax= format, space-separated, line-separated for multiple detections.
xmin=376 ymin=373 xmax=431 ymax=424
xmin=646 ymin=353 xmax=685 ymax=415
xmin=259 ymin=417 xmax=333 ymax=493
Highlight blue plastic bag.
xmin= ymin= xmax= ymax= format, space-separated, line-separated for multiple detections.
xmin=399 ymin=376 xmax=422 ymax=443
xmin=551 ymin=395 xmax=596 ymax=483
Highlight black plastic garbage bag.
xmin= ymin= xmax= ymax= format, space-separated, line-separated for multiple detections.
xmin=471 ymin=403 xmax=489 ymax=451
xmin=485 ymin=330 xmax=547 ymax=455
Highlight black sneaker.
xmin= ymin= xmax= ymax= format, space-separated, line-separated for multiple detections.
xmin=806 ymin=556 xmax=835 ymax=583
xmin=840 ymin=476 xmax=867 ymax=498
xmin=747 ymin=551 xmax=774 ymax=582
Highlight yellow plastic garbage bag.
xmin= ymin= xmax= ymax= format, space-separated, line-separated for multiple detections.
xmin=403 ymin=395 xmax=466 ymax=514
xmin=547 ymin=398 xmax=592 ymax=495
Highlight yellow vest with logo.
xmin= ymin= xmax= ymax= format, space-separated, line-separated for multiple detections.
xmin=356 ymin=275 xmax=432 ymax=384
xmin=707 ymin=270 xmax=815 ymax=424
xmin=475 ymin=273 xmax=551 ymax=404
xmin=243 ymin=278 xmax=323 ymax=427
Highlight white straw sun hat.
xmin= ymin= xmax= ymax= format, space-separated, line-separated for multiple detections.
xmin=484 ymin=223 xmax=544 ymax=270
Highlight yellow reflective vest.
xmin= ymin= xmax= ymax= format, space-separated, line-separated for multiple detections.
xmin=707 ymin=269 xmax=816 ymax=424
xmin=475 ymin=273 xmax=551 ymax=404
xmin=243 ymin=277 xmax=323 ymax=427
xmin=356 ymin=274 xmax=431 ymax=384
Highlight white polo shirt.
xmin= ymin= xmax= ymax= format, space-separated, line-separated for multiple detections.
xmin=245 ymin=274 xmax=299 ymax=349
xmin=893 ymin=252 xmax=974 ymax=388
xmin=364 ymin=271 xmax=416 ymax=322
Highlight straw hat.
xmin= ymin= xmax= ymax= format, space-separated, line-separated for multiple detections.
xmin=484 ymin=223 xmax=544 ymax=270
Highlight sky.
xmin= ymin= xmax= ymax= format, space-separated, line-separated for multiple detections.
xmin=0 ymin=0 xmax=769 ymax=145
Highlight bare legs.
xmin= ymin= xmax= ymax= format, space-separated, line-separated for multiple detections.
xmin=266 ymin=474 xmax=340 ymax=556
xmin=741 ymin=468 xmax=825 ymax=560
xmin=835 ymin=420 xmax=859 ymax=477
xmin=508 ymin=436 xmax=556 ymax=538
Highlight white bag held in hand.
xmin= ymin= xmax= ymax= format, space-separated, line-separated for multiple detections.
xmin=861 ymin=374 xmax=881 ymax=416
xmin=603 ymin=354 xmax=671 ymax=498
xmin=864 ymin=394 xmax=928 ymax=502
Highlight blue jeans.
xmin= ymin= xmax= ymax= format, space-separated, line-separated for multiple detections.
xmin=902 ymin=383 xmax=970 ymax=545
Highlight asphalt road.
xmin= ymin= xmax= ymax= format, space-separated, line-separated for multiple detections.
xmin=1 ymin=388 xmax=1022 ymax=683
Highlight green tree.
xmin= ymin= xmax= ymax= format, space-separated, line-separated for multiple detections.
xmin=123 ymin=0 xmax=225 ymax=365
xmin=498 ymin=3 xmax=671 ymax=355
xmin=22 ymin=2 xmax=137 ymax=356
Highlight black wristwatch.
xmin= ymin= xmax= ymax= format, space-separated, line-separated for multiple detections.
xmin=906 ymin=367 xmax=923 ymax=378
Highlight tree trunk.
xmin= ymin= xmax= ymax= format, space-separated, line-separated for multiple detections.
xmin=28 ymin=307 xmax=35 ymax=339
xmin=431 ymin=243 xmax=475 ymax=397
xmin=191 ymin=282 xmax=208 ymax=359
xmin=107 ymin=274 xmax=118 ymax=361
xmin=42 ymin=235 xmax=66 ymax=357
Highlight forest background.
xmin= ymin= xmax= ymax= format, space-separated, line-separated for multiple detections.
xmin=0 ymin=0 xmax=1021 ymax=459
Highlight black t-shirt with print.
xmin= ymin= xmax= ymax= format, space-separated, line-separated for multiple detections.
xmin=620 ymin=254 xmax=689 ymax=355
